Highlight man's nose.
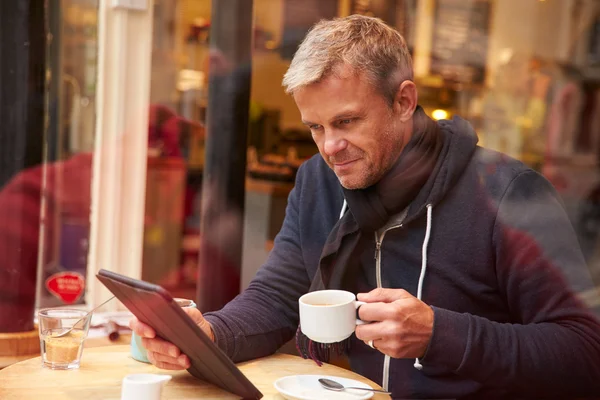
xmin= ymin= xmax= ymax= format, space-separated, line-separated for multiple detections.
xmin=323 ymin=132 xmax=348 ymax=157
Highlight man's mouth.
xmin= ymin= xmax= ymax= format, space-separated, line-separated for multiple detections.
xmin=333 ymin=160 xmax=356 ymax=166
xmin=332 ymin=159 xmax=359 ymax=172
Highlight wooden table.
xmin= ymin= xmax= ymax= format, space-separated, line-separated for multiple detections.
xmin=0 ymin=345 xmax=389 ymax=400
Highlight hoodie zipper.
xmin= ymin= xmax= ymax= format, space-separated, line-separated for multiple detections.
xmin=374 ymin=223 xmax=403 ymax=393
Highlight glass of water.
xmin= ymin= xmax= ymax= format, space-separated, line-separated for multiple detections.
xmin=38 ymin=309 xmax=91 ymax=369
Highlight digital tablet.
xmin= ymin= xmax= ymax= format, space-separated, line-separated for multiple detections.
xmin=96 ymin=269 xmax=263 ymax=399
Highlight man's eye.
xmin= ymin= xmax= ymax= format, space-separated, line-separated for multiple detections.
xmin=340 ymin=119 xmax=352 ymax=125
xmin=310 ymin=124 xmax=322 ymax=130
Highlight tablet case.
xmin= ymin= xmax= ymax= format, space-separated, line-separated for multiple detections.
xmin=96 ymin=269 xmax=263 ymax=400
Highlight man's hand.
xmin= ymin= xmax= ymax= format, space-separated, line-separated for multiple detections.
xmin=128 ymin=307 xmax=215 ymax=370
xmin=355 ymin=288 xmax=434 ymax=359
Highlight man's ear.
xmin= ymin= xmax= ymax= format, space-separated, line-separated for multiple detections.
xmin=393 ymin=80 xmax=418 ymax=122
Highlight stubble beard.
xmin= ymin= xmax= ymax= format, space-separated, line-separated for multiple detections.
xmin=337 ymin=127 xmax=400 ymax=190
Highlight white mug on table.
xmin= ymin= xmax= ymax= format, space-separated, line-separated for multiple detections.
xmin=299 ymin=290 xmax=366 ymax=343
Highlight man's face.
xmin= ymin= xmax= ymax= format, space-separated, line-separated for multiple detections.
xmin=293 ymin=66 xmax=409 ymax=189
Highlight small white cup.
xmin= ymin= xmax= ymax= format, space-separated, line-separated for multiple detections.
xmin=121 ymin=374 xmax=171 ymax=400
xmin=299 ymin=290 xmax=366 ymax=343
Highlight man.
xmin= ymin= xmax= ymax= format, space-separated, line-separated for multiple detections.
xmin=130 ymin=15 xmax=600 ymax=398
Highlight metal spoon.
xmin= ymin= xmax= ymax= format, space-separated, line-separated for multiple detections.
xmin=53 ymin=296 xmax=116 ymax=338
xmin=318 ymin=378 xmax=392 ymax=395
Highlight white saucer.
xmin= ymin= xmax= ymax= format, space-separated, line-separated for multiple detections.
xmin=273 ymin=375 xmax=375 ymax=400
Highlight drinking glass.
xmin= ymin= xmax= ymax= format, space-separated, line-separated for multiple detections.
xmin=38 ymin=308 xmax=91 ymax=369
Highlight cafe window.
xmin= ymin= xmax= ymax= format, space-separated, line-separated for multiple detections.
xmin=2 ymin=0 xmax=599 ymax=359
xmin=0 ymin=0 xmax=99 ymax=338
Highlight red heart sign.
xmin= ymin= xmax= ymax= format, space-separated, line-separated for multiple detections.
xmin=45 ymin=272 xmax=85 ymax=304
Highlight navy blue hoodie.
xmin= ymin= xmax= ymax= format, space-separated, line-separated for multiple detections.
xmin=204 ymin=116 xmax=600 ymax=399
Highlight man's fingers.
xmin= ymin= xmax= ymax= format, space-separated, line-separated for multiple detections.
xmin=358 ymin=302 xmax=397 ymax=323
xmin=355 ymin=321 xmax=387 ymax=342
xmin=178 ymin=354 xmax=191 ymax=368
xmin=148 ymin=351 xmax=190 ymax=369
xmin=363 ymin=338 xmax=384 ymax=351
xmin=141 ymin=337 xmax=181 ymax=358
xmin=147 ymin=351 xmax=187 ymax=370
xmin=129 ymin=318 xmax=156 ymax=339
xmin=357 ymin=288 xmax=413 ymax=303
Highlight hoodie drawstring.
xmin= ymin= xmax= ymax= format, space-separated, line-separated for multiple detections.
xmin=414 ymin=203 xmax=433 ymax=370
xmin=339 ymin=199 xmax=348 ymax=220
xmin=338 ymin=199 xmax=433 ymax=372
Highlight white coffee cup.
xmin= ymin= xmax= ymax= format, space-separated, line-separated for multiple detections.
xmin=121 ymin=374 xmax=171 ymax=400
xmin=299 ymin=290 xmax=366 ymax=343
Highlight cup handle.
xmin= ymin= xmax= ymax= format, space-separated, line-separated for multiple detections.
xmin=355 ymin=301 xmax=367 ymax=325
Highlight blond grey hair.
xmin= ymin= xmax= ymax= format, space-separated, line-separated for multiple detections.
xmin=282 ymin=14 xmax=413 ymax=105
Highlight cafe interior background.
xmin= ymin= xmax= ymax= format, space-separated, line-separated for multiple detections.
xmin=1 ymin=0 xmax=600 ymax=364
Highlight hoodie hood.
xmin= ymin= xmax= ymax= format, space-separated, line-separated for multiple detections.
xmin=404 ymin=115 xmax=479 ymax=223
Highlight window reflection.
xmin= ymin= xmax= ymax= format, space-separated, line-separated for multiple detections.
xmin=0 ymin=0 xmax=99 ymax=334
xmin=141 ymin=0 xmax=600 ymax=312
xmin=36 ymin=0 xmax=99 ymax=309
